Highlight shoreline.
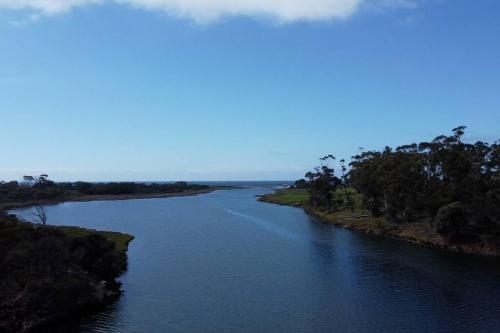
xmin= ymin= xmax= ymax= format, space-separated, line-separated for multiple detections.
xmin=0 ymin=186 xmax=224 ymax=331
xmin=1 ymin=188 xmax=219 ymax=211
xmin=258 ymin=192 xmax=500 ymax=257
xmin=34 ymin=225 xmax=135 ymax=332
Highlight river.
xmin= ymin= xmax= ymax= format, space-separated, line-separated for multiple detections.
xmin=12 ymin=187 xmax=500 ymax=333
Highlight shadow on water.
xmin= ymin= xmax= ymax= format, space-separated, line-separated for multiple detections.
xmin=303 ymin=215 xmax=500 ymax=332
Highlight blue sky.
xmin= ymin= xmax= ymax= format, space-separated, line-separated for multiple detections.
xmin=0 ymin=0 xmax=499 ymax=181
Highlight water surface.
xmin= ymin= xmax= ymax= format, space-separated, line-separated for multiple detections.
xmin=12 ymin=188 xmax=500 ymax=333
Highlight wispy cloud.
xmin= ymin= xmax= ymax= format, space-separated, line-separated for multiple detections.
xmin=10 ymin=13 xmax=41 ymax=26
xmin=1 ymin=0 xmax=416 ymax=24
xmin=371 ymin=0 xmax=417 ymax=10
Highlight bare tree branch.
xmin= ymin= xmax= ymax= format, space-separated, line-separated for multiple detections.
xmin=33 ymin=206 xmax=48 ymax=226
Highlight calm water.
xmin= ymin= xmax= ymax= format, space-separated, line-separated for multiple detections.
xmin=12 ymin=188 xmax=500 ymax=333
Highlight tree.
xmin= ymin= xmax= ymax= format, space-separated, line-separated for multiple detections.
xmin=293 ymin=179 xmax=308 ymax=189
xmin=22 ymin=176 xmax=35 ymax=186
xmin=349 ymin=151 xmax=385 ymax=217
xmin=22 ymin=174 xmax=54 ymax=189
xmin=33 ymin=206 xmax=48 ymax=226
xmin=305 ymin=155 xmax=339 ymax=213
xmin=339 ymin=159 xmax=354 ymax=211
xmin=33 ymin=174 xmax=55 ymax=189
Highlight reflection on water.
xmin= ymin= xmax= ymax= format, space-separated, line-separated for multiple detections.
xmin=12 ymin=188 xmax=500 ymax=333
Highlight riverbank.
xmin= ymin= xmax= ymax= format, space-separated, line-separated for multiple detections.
xmin=0 ymin=212 xmax=134 ymax=332
xmin=259 ymin=189 xmax=499 ymax=257
xmin=0 ymin=184 xmax=225 ymax=331
xmin=0 ymin=188 xmax=216 ymax=211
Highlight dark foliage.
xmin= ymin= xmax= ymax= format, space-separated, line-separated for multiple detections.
xmin=0 ymin=178 xmax=209 ymax=207
xmin=348 ymin=127 xmax=499 ymax=243
xmin=304 ymin=155 xmax=341 ymax=213
xmin=292 ymin=179 xmax=309 ymax=189
xmin=61 ymin=180 xmax=205 ymax=196
xmin=0 ymin=213 xmax=127 ymax=332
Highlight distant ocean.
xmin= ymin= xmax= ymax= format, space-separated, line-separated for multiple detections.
xmin=187 ymin=181 xmax=294 ymax=188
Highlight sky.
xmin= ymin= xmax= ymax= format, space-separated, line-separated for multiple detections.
xmin=0 ymin=0 xmax=499 ymax=181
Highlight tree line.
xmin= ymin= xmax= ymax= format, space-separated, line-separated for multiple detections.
xmin=0 ymin=177 xmax=209 ymax=205
xmin=299 ymin=127 xmax=499 ymax=242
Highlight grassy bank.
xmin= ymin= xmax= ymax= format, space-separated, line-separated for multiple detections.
xmin=55 ymin=225 xmax=134 ymax=254
xmin=259 ymin=188 xmax=499 ymax=256
xmin=258 ymin=188 xmax=310 ymax=206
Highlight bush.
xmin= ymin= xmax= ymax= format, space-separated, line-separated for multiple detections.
xmin=435 ymin=202 xmax=466 ymax=237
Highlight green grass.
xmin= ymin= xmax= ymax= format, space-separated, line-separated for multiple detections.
xmin=266 ymin=188 xmax=405 ymax=237
xmin=261 ymin=188 xmax=395 ymax=235
xmin=261 ymin=187 xmax=364 ymax=211
xmin=265 ymin=188 xmax=310 ymax=205
xmin=260 ymin=188 xmax=463 ymax=253
xmin=53 ymin=225 xmax=134 ymax=254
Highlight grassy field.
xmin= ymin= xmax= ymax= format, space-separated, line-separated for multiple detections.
xmin=259 ymin=187 xmax=396 ymax=235
xmin=259 ymin=188 xmax=310 ymax=205
xmin=53 ymin=225 xmax=134 ymax=254
xmin=259 ymin=188 xmax=461 ymax=253
xmin=260 ymin=187 xmax=363 ymax=210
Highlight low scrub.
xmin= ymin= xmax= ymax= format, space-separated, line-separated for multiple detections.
xmin=0 ymin=213 xmax=133 ymax=332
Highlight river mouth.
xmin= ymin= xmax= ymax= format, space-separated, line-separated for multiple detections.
xmin=11 ymin=187 xmax=500 ymax=333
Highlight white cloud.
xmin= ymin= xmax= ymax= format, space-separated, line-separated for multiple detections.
xmin=118 ymin=0 xmax=362 ymax=22
xmin=0 ymin=0 xmax=103 ymax=15
xmin=0 ymin=0 xmax=415 ymax=23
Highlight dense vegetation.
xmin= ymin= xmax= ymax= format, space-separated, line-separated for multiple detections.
xmin=0 ymin=212 xmax=133 ymax=332
xmin=297 ymin=127 xmax=499 ymax=245
xmin=0 ymin=176 xmax=209 ymax=209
